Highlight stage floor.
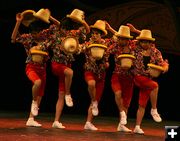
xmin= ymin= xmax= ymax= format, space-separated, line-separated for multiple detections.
xmin=0 ymin=111 xmax=179 ymax=141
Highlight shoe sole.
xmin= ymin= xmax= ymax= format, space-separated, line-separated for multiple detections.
xmin=26 ymin=125 xmax=42 ymax=127
xmin=133 ymin=132 xmax=144 ymax=135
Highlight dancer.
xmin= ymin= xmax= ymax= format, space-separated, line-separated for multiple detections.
xmin=11 ymin=8 xmax=54 ymax=127
xmin=83 ymin=20 xmax=109 ymax=130
xmin=106 ymin=23 xmax=136 ymax=132
xmin=131 ymin=28 xmax=169 ymax=134
xmin=42 ymin=8 xmax=90 ymax=128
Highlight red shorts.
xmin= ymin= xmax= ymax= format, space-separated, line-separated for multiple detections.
xmin=84 ymin=71 xmax=106 ymax=102
xmin=51 ymin=62 xmax=71 ymax=92
xmin=111 ymin=73 xmax=134 ymax=108
xmin=25 ymin=63 xmax=46 ymax=96
xmin=134 ymin=75 xmax=158 ymax=107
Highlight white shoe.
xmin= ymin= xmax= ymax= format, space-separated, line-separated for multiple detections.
xmin=91 ymin=101 xmax=98 ymax=116
xmin=65 ymin=95 xmax=73 ymax=107
xmin=84 ymin=122 xmax=98 ymax=131
xmin=120 ymin=111 xmax=127 ymax=125
xmin=26 ymin=118 xmax=42 ymax=127
xmin=117 ymin=124 xmax=132 ymax=132
xmin=52 ymin=121 xmax=65 ymax=129
xmin=151 ymin=109 xmax=162 ymax=122
xmin=31 ymin=100 xmax=39 ymax=116
xmin=133 ymin=126 xmax=144 ymax=134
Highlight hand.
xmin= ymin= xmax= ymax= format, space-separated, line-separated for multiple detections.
xmin=105 ymin=21 xmax=111 ymax=30
xmin=162 ymin=64 xmax=169 ymax=73
xmin=105 ymin=62 xmax=109 ymax=68
xmin=85 ymin=25 xmax=90 ymax=34
xmin=126 ymin=23 xmax=140 ymax=34
xmin=50 ymin=16 xmax=60 ymax=25
xmin=16 ymin=13 xmax=23 ymax=21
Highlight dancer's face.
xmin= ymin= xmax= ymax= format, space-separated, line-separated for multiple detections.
xmin=91 ymin=30 xmax=102 ymax=41
xmin=118 ymin=37 xmax=129 ymax=47
xmin=139 ymin=40 xmax=152 ymax=50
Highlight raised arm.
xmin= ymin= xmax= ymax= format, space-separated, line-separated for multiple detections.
xmin=50 ymin=15 xmax=60 ymax=26
xmin=105 ymin=21 xmax=118 ymax=34
xmin=11 ymin=13 xmax=23 ymax=43
xmin=126 ymin=23 xmax=141 ymax=34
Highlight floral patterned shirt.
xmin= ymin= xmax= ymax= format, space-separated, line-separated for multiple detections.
xmin=83 ymin=38 xmax=109 ymax=79
xmin=16 ymin=32 xmax=49 ymax=66
xmin=41 ymin=24 xmax=87 ymax=65
xmin=106 ymin=38 xmax=135 ymax=76
xmin=132 ymin=44 xmax=168 ymax=77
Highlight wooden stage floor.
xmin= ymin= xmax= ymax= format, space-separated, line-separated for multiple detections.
xmin=0 ymin=111 xmax=179 ymax=141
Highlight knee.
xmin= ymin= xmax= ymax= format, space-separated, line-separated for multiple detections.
xmin=138 ymin=105 xmax=146 ymax=111
xmin=115 ymin=90 xmax=122 ymax=98
xmin=152 ymin=81 xmax=158 ymax=89
xmin=34 ymin=79 xmax=42 ymax=88
xmin=88 ymin=80 xmax=96 ymax=89
xmin=65 ymin=68 xmax=73 ymax=77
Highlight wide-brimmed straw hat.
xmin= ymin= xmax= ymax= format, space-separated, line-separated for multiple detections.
xmin=33 ymin=8 xmax=51 ymax=24
xmin=90 ymin=20 xmax=107 ymax=35
xmin=136 ymin=29 xmax=155 ymax=41
xmin=115 ymin=25 xmax=133 ymax=39
xmin=21 ymin=10 xmax=36 ymax=27
xmin=66 ymin=9 xmax=89 ymax=32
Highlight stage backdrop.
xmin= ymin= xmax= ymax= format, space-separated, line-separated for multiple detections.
xmin=86 ymin=1 xmax=180 ymax=55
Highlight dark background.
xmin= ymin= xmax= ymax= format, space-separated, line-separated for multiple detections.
xmin=0 ymin=0 xmax=180 ymax=121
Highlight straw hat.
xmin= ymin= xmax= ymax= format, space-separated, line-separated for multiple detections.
xmin=66 ymin=9 xmax=89 ymax=32
xmin=21 ymin=10 xmax=36 ymax=27
xmin=33 ymin=8 xmax=51 ymax=24
xmin=90 ymin=20 xmax=107 ymax=35
xmin=115 ymin=25 xmax=133 ymax=39
xmin=136 ymin=29 xmax=155 ymax=41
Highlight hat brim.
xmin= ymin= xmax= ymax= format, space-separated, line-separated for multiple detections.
xmin=66 ymin=15 xmax=90 ymax=33
xmin=21 ymin=10 xmax=36 ymax=27
xmin=115 ymin=33 xmax=133 ymax=39
xmin=147 ymin=63 xmax=164 ymax=71
xmin=33 ymin=14 xmax=50 ymax=24
xmin=87 ymin=44 xmax=107 ymax=49
xmin=136 ymin=37 xmax=155 ymax=41
xmin=90 ymin=26 xmax=107 ymax=35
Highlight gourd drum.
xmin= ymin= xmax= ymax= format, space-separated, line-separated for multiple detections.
xmin=117 ymin=54 xmax=136 ymax=68
xmin=61 ymin=37 xmax=79 ymax=53
xmin=30 ymin=49 xmax=48 ymax=63
xmin=147 ymin=63 xmax=164 ymax=77
xmin=87 ymin=44 xmax=107 ymax=60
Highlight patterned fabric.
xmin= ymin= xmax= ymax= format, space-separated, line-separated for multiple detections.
xmin=83 ymin=38 xmax=108 ymax=79
xmin=41 ymin=24 xmax=87 ymax=65
xmin=16 ymin=32 xmax=49 ymax=66
xmin=106 ymin=38 xmax=135 ymax=76
xmin=132 ymin=44 xmax=168 ymax=76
